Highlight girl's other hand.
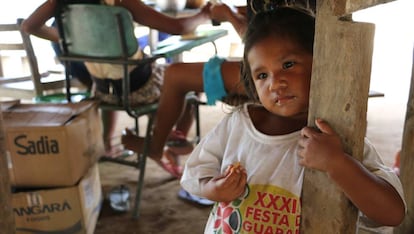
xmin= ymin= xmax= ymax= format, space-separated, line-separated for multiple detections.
xmin=201 ymin=162 xmax=247 ymax=202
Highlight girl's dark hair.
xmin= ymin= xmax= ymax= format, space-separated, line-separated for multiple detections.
xmin=241 ymin=7 xmax=315 ymax=102
xmin=249 ymin=0 xmax=316 ymax=15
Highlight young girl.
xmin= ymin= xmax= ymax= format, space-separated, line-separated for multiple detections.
xmin=180 ymin=7 xmax=405 ymax=233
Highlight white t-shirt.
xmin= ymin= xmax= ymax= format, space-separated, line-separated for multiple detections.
xmin=181 ymin=103 xmax=404 ymax=233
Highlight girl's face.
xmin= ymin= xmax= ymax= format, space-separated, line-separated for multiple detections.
xmin=247 ymin=35 xmax=313 ymax=118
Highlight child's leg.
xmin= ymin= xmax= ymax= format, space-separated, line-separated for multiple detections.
xmin=102 ymin=109 xmax=120 ymax=156
xmin=166 ymin=101 xmax=195 ymax=154
xmin=172 ymin=101 xmax=195 ymax=138
xmin=148 ymin=62 xmax=206 ymax=160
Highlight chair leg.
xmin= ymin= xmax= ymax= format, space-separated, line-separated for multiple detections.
xmin=194 ymin=101 xmax=201 ymax=144
xmin=131 ymin=113 xmax=155 ymax=219
xmin=132 ymin=152 xmax=146 ymax=219
xmin=185 ymin=92 xmax=204 ymax=144
xmin=134 ymin=116 xmax=139 ymax=135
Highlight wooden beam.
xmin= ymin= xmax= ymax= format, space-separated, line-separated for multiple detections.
xmin=0 ymin=107 xmax=15 ymax=233
xmin=395 ymin=46 xmax=414 ymax=234
xmin=329 ymin=0 xmax=396 ymax=16
xmin=300 ymin=0 xmax=375 ymax=232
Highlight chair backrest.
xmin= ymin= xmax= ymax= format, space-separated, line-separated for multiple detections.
xmin=0 ymin=19 xmax=81 ymax=100
xmin=57 ymin=4 xmax=138 ymax=59
xmin=55 ymin=3 xmax=155 ymax=113
xmin=0 ymin=19 xmax=44 ymax=98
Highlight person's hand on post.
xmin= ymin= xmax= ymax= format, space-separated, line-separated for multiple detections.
xmin=298 ymin=118 xmax=346 ymax=172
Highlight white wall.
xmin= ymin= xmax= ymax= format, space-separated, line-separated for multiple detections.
xmin=0 ymin=0 xmax=46 ymax=24
xmin=354 ymin=0 xmax=414 ymax=102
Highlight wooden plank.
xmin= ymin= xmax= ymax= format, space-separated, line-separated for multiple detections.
xmin=0 ymin=19 xmax=73 ymax=100
xmin=18 ymin=22 xmax=43 ymax=97
xmin=0 ymin=75 xmax=32 ymax=84
xmin=0 ymin=44 xmax=25 ymax=50
xmin=0 ymin=23 xmax=19 ymax=31
xmin=330 ymin=0 xmax=396 ymax=16
xmin=0 ymin=56 xmax=3 ymax=77
xmin=0 ymin=108 xmax=15 ymax=233
xmin=300 ymin=0 xmax=375 ymax=232
xmin=395 ymin=46 xmax=414 ymax=234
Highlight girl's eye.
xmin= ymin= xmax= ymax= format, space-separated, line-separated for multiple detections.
xmin=256 ymin=73 xmax=268 ymax=80
xmin=282 ymin=61 xmax=296 ymax=69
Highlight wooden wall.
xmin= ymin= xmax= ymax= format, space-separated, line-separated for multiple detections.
xmin=299 ymin=0 xmax=414 ymax=233
xmin=301 ymin=0 xmax=373 ymax=232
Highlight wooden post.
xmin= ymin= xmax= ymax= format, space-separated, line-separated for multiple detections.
xmin=0 ymin=106 xmax=15 ymax=233
xmin=395 ymin=46 xmax=414 ymax=234
xmin=300 ymin=0 xmax=394 ymax=232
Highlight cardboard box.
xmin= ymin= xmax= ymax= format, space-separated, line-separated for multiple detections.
xmin=12 ymin=164 xmax=102 ymax=234
xmin=3 ymin=101 xmax=104 ymax=187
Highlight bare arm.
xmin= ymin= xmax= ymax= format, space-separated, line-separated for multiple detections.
xmin=210 ymin=4 xmax=248 ymax=37
xmin=298 ymin=118 xmax=405 ymax=226
xmin=115 ymin=0 xmax=211 ymax=35
xmin=22 ymin=0 xmax=212 ymax=42
xmin=327 ymin=150 xmax=405 ymax=226
xmin=20 ymin=0 xmax=60 ymax=42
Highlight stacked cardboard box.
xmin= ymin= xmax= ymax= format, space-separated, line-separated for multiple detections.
xmin=2 ymin=100 xmax=104 ymax=234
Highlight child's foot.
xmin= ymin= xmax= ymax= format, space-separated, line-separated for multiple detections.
xmin=104 ymin=136 xmax=133 ymax=159
xmin=157 ymin=148 xmax=183 ymax=178
xmin=121 ymin=129 xmax=182 ymax=178
xmin=121 ymin=128 xmax=145 ymax=153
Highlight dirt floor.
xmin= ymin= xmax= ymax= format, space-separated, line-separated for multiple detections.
xmin=92 ymin=95 xmax=406 ymax=234
xmin=95 ymin=161 xmax=211 ymax=234
xmin=94 ymin=103 xmax=226 ymax=234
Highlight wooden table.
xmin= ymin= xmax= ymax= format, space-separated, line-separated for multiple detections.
xmin=152 ymin=29 xmax=228 ymax=59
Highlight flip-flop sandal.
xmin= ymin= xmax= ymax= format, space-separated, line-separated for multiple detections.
xmin=101 ymin=141 xmax=135 ymax=160
xmin=166 ymin=130 xmax=194 ymax=155
xmin=104 ymin=132 xmax=135 ymax=159
xmin=156 ymin=149 xmax=183 ymax=178
xmin=166 ymin=138 xmax=193 ymax=148
xmin=166 ymin=144 xmax=194 ymax=156
xmin=177 ymin=188 xmax=215 ymax=206
xmin=157 ymin=160 xmax=183 ymax=179
xmin=100 ymin=149 xmax=135 ymax=162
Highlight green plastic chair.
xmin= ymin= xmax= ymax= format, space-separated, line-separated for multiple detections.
xmin=0 ymin=19 xmax=89 ymax=101
xmin=55 ymin=3 xmax=162 ymax=219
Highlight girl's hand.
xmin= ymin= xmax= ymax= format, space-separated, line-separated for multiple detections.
xmin=201 ymin=163 xmax=247 ymax=202
xmin=298 ymin=118 xmax=345 ymax=172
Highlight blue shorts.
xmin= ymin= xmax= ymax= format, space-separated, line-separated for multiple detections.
xmin=203 ymin=56 xmax=227 ymax=105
